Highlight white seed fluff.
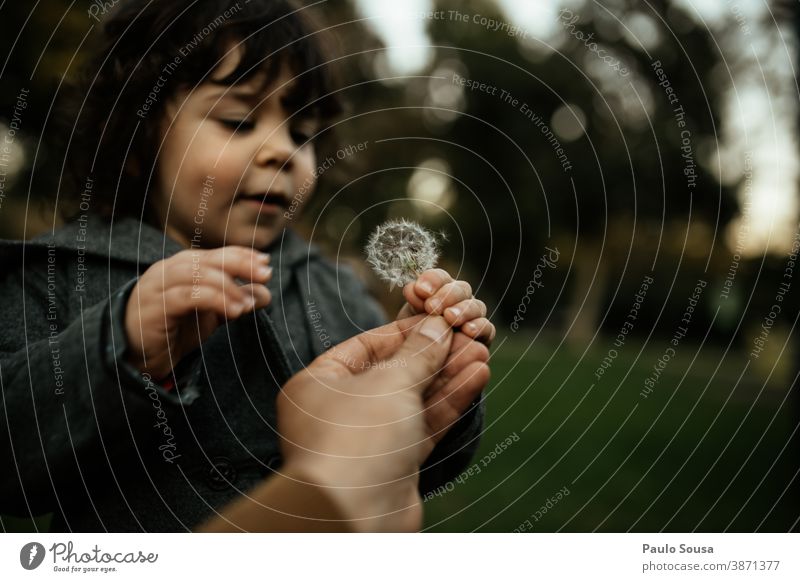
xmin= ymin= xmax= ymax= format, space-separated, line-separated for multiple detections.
xmin=365 ymin=219 xmax=440 ymax=290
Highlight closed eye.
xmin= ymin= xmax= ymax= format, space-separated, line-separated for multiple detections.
xmin=218 ymin=119 xmax=255 ymax=133
xmin=290 ymin=128 xmax=314 ymax=144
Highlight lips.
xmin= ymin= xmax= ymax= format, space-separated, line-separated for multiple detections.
xmin=237 ymin=191 xmax=291 ymax=209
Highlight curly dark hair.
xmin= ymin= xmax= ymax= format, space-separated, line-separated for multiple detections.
xmin=57 ymin=0 xmax=342 ymax=223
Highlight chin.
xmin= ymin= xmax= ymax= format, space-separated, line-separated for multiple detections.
xmin=231 ymin=227 xmax=279 ymax=250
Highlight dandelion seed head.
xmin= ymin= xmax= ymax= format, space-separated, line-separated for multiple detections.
xmin=365 ymin=219 xmax=441 ymax=290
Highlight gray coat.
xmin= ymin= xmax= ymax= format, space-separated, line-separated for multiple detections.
xmin=0 ymin=215 xmax=483 ymax=532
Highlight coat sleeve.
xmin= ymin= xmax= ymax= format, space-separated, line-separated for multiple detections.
xmin=418 ymin=394 xmax=484 ymax=496
xmin=0 ymin=271 xmax=201 ymax=517
xmin=339 ymin=267 xmax=486 ymax=496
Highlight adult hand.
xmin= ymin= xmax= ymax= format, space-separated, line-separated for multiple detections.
xmin=198 ymin=314 xmax=489 ymax=532
xmin=279 ymin=313 xmax=489 ymax=531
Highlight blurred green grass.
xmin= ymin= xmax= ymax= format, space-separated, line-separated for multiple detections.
xmin=423 ymin=332 xmax=800 ymax=532
xmin=4 ymin=331 xmax=797 ymax=533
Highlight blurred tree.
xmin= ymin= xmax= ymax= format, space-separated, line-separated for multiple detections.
xmin=0 ymin=1 xmax=95 ymax=237
xmin=297 ymin=0 xmax=756 ymax=342
xmin=0 ymin=0 xmax=765 ymax=340
xmin=773 ymin=0 xmax=800 ymax=517
xmin=419 ymin=0 xmax=738 ymax=343
xmin=794 ymin=0 xmax=800 ymax=528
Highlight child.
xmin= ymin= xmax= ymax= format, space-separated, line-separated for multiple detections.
xmin=0 ymin=0 xmax=494 ymax=532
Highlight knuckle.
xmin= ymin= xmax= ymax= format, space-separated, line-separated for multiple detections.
xmin=429 ymin=285 xmax=447 ymax=301
xmin=475 ymin=342 xmax=490 ymax=362
xmin=423 ymin=268 xmax=450 ymax=285
xmin=182 ymin=286 xmax=196 ymax=304
xmin=238 ymin=251 xmax=258 ymax=272
xmin=149 ymin=258 xmax=170 ymax=276
xmin=467 ymin=298 xmax=482 ymax=310
xmin=219 ymin=245 xmax=245 ymax=263
xmin=465 ymin=340 xmax=490 ymax=363
xmin=234 ymin=256 xmax=251 ymax=274
xmin=477 ymin=362 xmax=491 ymax=382
xmin=469 ymin=317 xmax=489 ymax=334
xmin=174 ymin=249 xmax=198 ymax=264
xmin=175 ymin=261 xmax=194 ymax=278
xmin=234 ymin=245 xmax=256 ymax=260
xmin=459 ymin=301 xmax=476 ymax=317
xmin=440 ymin=281 xmax=462 ymax=300
xmin=223 ymin=294 xmax=239 ymax=312
xmin=435 ymin=268 xmax=454 ymax=283
xmin=218 ymin=251 xmax=247 ymax=273
xmin=442 ymin=281 xmax=467 ymax=300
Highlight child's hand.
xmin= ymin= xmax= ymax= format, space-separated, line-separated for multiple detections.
xmin=125 ymin=246 xmax=272 ymax=379
xmin=396 ymin=269 xmax=496 ymax=345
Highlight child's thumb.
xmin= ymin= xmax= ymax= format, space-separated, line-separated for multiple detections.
xmin=392 ymin=316 xmax=453 ymax=392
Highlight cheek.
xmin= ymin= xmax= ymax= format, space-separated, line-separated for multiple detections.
xmin=294 ymin=150 xmax=317 ymax=195
xmin=207 ymin=146 xmax=250 ymax=189
xmin=194 ymin=126 xmax=250 ymax=179
xmin=167 ymin=124 xmax=247 ymax=191
xmin=158 ymin=128 xmax=189 ymax=185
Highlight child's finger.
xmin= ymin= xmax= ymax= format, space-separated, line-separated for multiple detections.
xmin=161 ymin=264 xmax=246 ymax=303
xmin=160 ymin=248 xmax=271 ymax=290
xmin=414 ymin=268 xmax=454 ymax=299
xmin=462 ymin=317 xmax=496 ymax=345
xmin=237 ymin=283 xmax=272 ymax=310
xmin=443 ymin=298 xmax=487 ymax=327
xmin=167 ymin=265 xmax=272 ymax=311
xmin=197 ymin=246 xmax=272 ymax=284
xmin=163 ymin=284 xmax=254 ymax=320
xmin=424 ymin=280 xmax=472 ymax=315
xmin=401 ymin=282 xmax=426 ymax=313
xmin=186 ymin=261 xmax=273 ymax=306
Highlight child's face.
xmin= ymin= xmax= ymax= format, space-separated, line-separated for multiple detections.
xmin=153 ymin=50 xmax=319 ymax=249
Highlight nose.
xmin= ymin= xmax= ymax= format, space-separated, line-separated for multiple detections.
xmin=254 ymin=125 xmax=294 ymax=171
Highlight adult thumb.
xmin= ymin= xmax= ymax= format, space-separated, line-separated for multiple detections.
xmin=391 ymin=316 xmax=453 ymax=392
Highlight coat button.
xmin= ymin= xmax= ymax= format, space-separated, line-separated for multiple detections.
xmin=206 ymin=457 xmax=237 ymax=491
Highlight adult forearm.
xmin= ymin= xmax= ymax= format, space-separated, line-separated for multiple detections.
xmin=196 ymin=463 xmax=421 ymax=533
xmin=195 ymin=469 xmax=346 ymax=532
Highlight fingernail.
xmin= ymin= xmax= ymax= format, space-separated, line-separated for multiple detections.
xmin=466 ymin=322 xmax=477 ymax=332
xmin=258 ymin=266 xmax=272 ymax=278
xmin=420 ymin=316 xmax=449 ymax=343
xmin=447 ymin=307 xmax=461 ymax=318
xmin=419 ymin=281 xmax=434 ymax=295
xmin=243 ymin=296 xmax=256 ymax=308
xmin=428 ymin=298 xmax=442 ymax=313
